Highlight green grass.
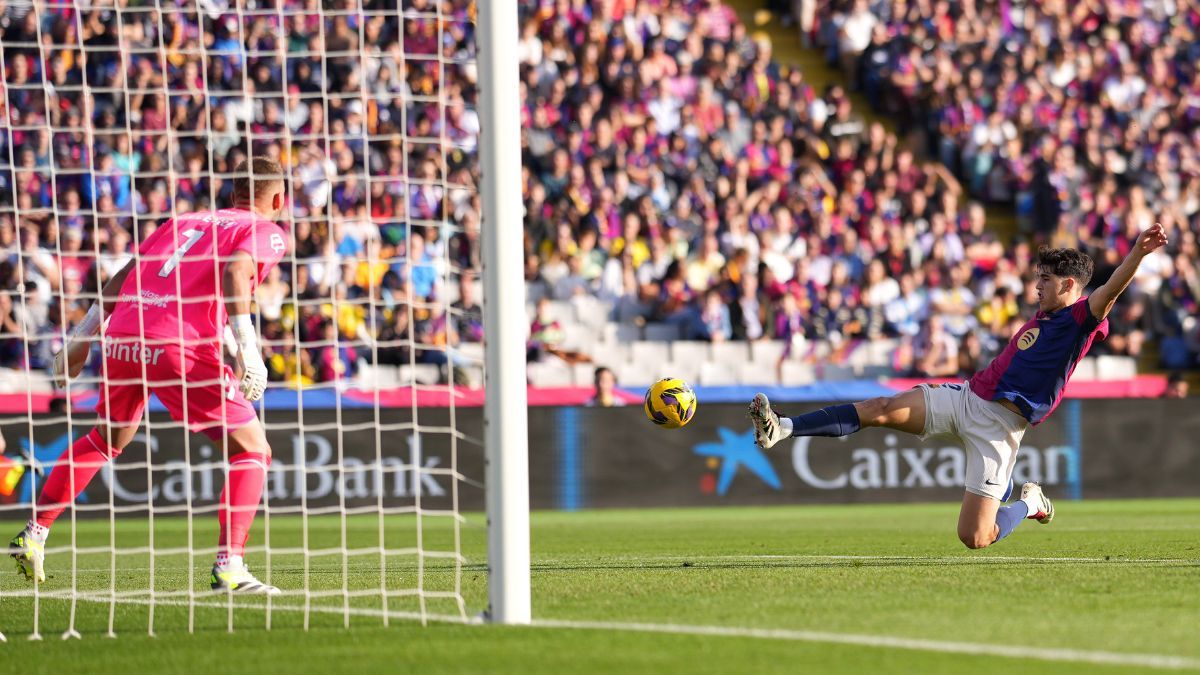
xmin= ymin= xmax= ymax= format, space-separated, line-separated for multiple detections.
xmin=2 ymin=500 xmax=1199 ymax=673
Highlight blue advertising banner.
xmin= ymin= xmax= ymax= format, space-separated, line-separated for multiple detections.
xmin=0 ymin=399 xmax=1194 ymax=516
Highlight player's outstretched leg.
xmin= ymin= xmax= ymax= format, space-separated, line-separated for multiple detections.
xmin=959 ymin=483 xmax=1053 ymax=549
xmin=210 ymin=421 xmax=280 ymax=596
xmin=750 ymin=389 xmax=926 ymax=449
xmin=9 ymin=427 xmax=126 ymax=583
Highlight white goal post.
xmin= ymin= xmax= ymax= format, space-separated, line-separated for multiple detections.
xmin=476 ymin=0 xmax=532 ymax=626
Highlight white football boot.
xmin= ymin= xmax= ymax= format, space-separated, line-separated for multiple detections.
xmin=9 ymin=528 xmax=46 ymax=583
xmin=211 ymin=560 xmax=282 ymax=596
xmin=1020 ymin=482 xmax=1054 ymax=524
xmin=748 ymin=393 xmax=788 ymax=449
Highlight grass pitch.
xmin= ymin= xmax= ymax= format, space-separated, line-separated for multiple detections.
xmin=2 ymin=500 xmax=1198 ymax=674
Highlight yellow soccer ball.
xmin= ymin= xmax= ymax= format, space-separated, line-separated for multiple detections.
xmin=644 ymin=378 xmax=698 ymax=429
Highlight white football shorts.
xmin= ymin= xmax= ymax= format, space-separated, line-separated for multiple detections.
xmin=916 ymin=381 xmax=1029 ymax=500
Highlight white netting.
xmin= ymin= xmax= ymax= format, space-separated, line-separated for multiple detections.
xmin=0 ymin=0 xmax=485 ymax=637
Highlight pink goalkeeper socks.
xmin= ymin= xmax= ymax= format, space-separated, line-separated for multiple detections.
xmin=35 ymin=429 xmax=121 ymax=529
xmin=217 ymin=452 xmax=270 ymax=557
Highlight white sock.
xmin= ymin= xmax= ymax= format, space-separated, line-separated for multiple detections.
xmin=26 ymin=520 xmax=49 ymax=543
xmin=216 ymin=553 xmax=243 ymax=570
xmin=779 ymin=416 xmax=793 ymax=436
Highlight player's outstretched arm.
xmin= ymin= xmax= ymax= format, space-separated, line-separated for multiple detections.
xmin=1087 ymin=222 xmax=1168 ymax=321
xmin=223 ymin=252 xmax=268 ymax=402
xmin=53 ymin=258 xmax=136 ymax=384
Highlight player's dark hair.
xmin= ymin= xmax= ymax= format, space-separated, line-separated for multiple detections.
xmin=232 ymin=157 xmax=285 ymax=203
xmin=1036 ymin=246 xmax=1094 ymax=287
xmin=594 ymin=366 xmax=614 ymax=387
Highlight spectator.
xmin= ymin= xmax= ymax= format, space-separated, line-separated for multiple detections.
xmin=527 ymin=297 xmax=563 ymax=363
xmin=452 ymin=273 xmax=484 ymax=344
xmin=884 ymin=273 xmax=927 ymax=337
xmin=1163 ymin=373 xmax=1189 ymax=400
xmin=691 ymin=288 xmax=732 ymax=342
xmin=913 ymin=316 xmax=958 ymax=378
xmin=729 ymin=273 xmax=765 ymax=341
xmin=587 ymin=366 xmax=626 ymax=408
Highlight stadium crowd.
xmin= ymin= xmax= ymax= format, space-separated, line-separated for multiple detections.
xmin=516 ymin=0 xmax=1197 ymax=374
xmin=812 ymin=0 xmax=1200 ymax=369
xmin=0 ymin=0 xmax=1196 ymax=391
xmin=0 ymin=0 xmax=484 ymax=386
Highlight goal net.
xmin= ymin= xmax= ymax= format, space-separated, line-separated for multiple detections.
xmin=0 ymin=0 xmax=525 ymax=638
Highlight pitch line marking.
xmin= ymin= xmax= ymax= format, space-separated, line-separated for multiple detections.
xmin=539 ymin=554 xmax=1196 ymax=566
xmin=532 ymin=619 xmax=1200 ymax=671
xmin=5 ymin=595 xmax=1197 ymax=670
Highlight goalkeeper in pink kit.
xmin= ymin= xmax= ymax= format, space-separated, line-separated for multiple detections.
xmin=10 ymin=158 xmax=288 ymax=595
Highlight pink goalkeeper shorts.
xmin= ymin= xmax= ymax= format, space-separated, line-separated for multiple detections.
xmin=94 ymin=338 xmax=258 ymax=440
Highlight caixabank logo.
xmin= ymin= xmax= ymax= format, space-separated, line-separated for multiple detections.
xmin=692 ymin=427 xmax=1077 ymax=499
xmin=0 ymin=428 xmax=453 ymax=510
xmin=693 ymin=427 xmax=780 ymax=496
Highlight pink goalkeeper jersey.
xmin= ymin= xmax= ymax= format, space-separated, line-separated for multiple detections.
xmin=106 ymin=208 xmax=288 ymax=349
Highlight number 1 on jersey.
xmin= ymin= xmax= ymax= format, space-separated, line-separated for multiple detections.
xmin=158 ymin=229 xmax=206 ymax=277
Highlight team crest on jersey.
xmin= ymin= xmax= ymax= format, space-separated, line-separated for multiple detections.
xmin=1017 ymin=327 xmax=1040 ymax=350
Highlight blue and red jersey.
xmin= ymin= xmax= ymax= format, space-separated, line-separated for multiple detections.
xmin=969 ymin=297 xmax=1109 ymax=425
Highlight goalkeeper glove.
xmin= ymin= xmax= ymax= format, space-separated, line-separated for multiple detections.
xmin=230 ymin=315 xmax=268 ymax=402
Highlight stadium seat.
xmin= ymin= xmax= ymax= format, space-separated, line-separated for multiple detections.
xmin=710 ymin=341 xmax=749 ymax=364
xmin=644 ymin=322 xmax=682 ymax=342
xmin=559 ymin=322 xmax=596 ymax=352
xmin=0 ymin=369 xmax=54 ymax=394
xmin=527 ymin=361 xmax=573 ymax=387
xmin=453 ymin=342 xmax=485 ymax=366
xmin=820 ymin=364 xmax=860 ymax=381
xmin=590 ymin=342 xmax=630 ymax=370
xmin=698 ymin=361 xmax=738 ymax=386
xmin=1072 ymin=357 xmax=1098 ymax=381
xmin=844 ymin=343 xmax=871 ymax=369
xmin=571 ymin=295 xmax=611 ymax=329
xmin=655 ymin=361 xmax=701 ymax=385
xmin=858 ymin=365 xmax=894 ymax=380
xmin=1095 ymin=355 xmax=1138 ymax=381
xmin=749 ymin=340 xmax=787 ymax=366
xmin=864 ymin=338 xmax=899 ymax=368
xmin=630 ymin=341 xmax=670 ymax=368
xmin=398 ymin=364 xmax=441 ymax=385
xmin=573 ymin=362 xmax=600 ymax=387
xmin=670 ymin=341 xmax=710 ymax=365
xmin=546 ymin=300 xmax=574 ymax=325
xmin=737 ymin=361 xmax=777 ymax=386
xmin=356 ymin=363 xmax=400 ymax=388
xmin=604 ymin=323 xmax=641 ymax=345
xmin=780 ymin=361 xmax=816 ymax=386
xmin=616 ymin=362 xmax=655 ymax=388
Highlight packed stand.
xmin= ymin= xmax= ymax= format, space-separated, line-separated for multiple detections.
xmin=517 ymin=0 xmax=1157 ymax=379
xmin=0 ymin=0 xmax=1170 ymax=395
xmin=0 ymin=0 xmax=484 ymax=388
xmin=810 ymin=0 xmax=1200 ymax=369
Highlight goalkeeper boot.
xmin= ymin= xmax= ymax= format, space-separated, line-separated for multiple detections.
xmin=211 ymin=561 xmax=281 ymax=596
xmin=749 ymin=393 xmax=788 ymax=450
xmin=1020 ymin=482 xmax=1054 ymax=524
xmin=9 ymin=528 xmax=46 ymax=583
